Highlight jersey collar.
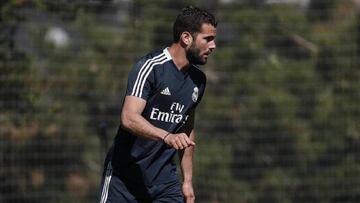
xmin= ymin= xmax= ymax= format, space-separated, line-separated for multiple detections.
xmin=163 ymin=47 xmax=172 ymax=60
xmin=164 ymin=47 xmax=193 ymax=80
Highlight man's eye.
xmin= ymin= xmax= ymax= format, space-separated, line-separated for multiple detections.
xmin=205 ymin=36 xmax=214 ymax=42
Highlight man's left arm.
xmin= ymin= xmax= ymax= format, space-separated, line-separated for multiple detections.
xmin=178 ymin=110 xmax=196 ymax=203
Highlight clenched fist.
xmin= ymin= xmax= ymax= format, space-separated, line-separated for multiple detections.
xmin=163 ymin=133 xmax=195 ymax=150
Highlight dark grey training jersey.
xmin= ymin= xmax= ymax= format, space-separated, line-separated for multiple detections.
xmin=111 ymin=48 xmax=206 ymax=186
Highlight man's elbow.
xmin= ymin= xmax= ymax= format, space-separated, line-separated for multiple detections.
xmin=120 ymin=110 xmax=132 ymax=130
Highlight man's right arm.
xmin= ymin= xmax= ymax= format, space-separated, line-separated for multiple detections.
xmin=120 ymin=95 xmax=168 ymax=141
xmin=120 ymin=95 xmax=195 ymax=149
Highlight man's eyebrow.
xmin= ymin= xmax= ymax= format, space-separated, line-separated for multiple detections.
xmin=204 ymin=36 xmax=215 ymax=40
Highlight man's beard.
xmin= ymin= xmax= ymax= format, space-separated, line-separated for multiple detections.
xmin=186 ymin=44 xmax=206 ymax=65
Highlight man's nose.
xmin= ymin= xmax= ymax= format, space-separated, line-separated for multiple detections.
xmin=209 ymin=41 xmax=216 ymax=50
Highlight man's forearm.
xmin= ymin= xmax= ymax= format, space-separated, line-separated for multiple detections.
xmin=181 ymin=147 xmax=194 ymax=183
xmin=179 ymin=130 xmax=195 ymax=182
xmin=121 ymin=109 xmax=168 ymax=141
xmin=120 ymin=96 xmax=195 ymax=150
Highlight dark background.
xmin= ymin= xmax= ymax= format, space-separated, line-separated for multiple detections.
xmin=1 ymin=0 xmax=360 ymax=202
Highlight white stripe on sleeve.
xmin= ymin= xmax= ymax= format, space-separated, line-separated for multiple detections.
xmin=131 ymin=53 xmax=165 ymax=96
xmin=100 ymin=168 xmax=112 ymax=203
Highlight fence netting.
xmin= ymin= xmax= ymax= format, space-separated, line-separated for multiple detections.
xmin=1 ymin=0 xmax=360 ymax=202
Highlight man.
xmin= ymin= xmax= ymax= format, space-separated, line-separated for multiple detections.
xmin=99 ymin=6 xmax=217 ymax=203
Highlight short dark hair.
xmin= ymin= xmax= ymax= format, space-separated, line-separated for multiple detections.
xmin=173 ymin=6 xmax=217 ymax=42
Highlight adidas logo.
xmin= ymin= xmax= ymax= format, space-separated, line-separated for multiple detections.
xmin=161 ymin=87 xmax=171 ymax=96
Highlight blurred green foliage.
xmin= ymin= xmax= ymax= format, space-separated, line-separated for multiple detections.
xmin=1 ymin=0 xmax=360 ymax=203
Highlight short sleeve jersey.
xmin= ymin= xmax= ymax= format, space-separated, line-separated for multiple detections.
xmin=111 ymin=48 xmax=206 ymax=186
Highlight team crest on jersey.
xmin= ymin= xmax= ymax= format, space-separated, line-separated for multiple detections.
xmin=192 ymin=87 xmax=199 ymax=102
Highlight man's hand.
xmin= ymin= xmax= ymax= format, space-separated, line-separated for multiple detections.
xmin=163 ymin=133 xmax=195 ymax=150
xmin=182 ymin=181 xmax=195 ymax=203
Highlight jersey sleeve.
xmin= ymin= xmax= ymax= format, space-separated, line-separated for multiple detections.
xmin=125 ymin=59 xmax=154 ymax=100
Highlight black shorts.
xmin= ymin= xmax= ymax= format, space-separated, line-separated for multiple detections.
xmin=98 ymin=162 xmax=184 ymax=203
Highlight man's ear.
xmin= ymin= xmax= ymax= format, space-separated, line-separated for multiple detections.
xmin=180 ymin=32 xmax=193 ymax=46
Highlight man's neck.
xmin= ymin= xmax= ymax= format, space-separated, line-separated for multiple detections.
xmin=167 ymin=43 xmax=191 ymax=72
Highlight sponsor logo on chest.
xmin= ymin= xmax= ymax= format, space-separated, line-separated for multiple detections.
xmin=150 ymin=102 xmax=188 ymax=124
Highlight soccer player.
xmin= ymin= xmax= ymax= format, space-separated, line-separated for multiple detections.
xmin=99 ymin=6 xmax=217 ymax=203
